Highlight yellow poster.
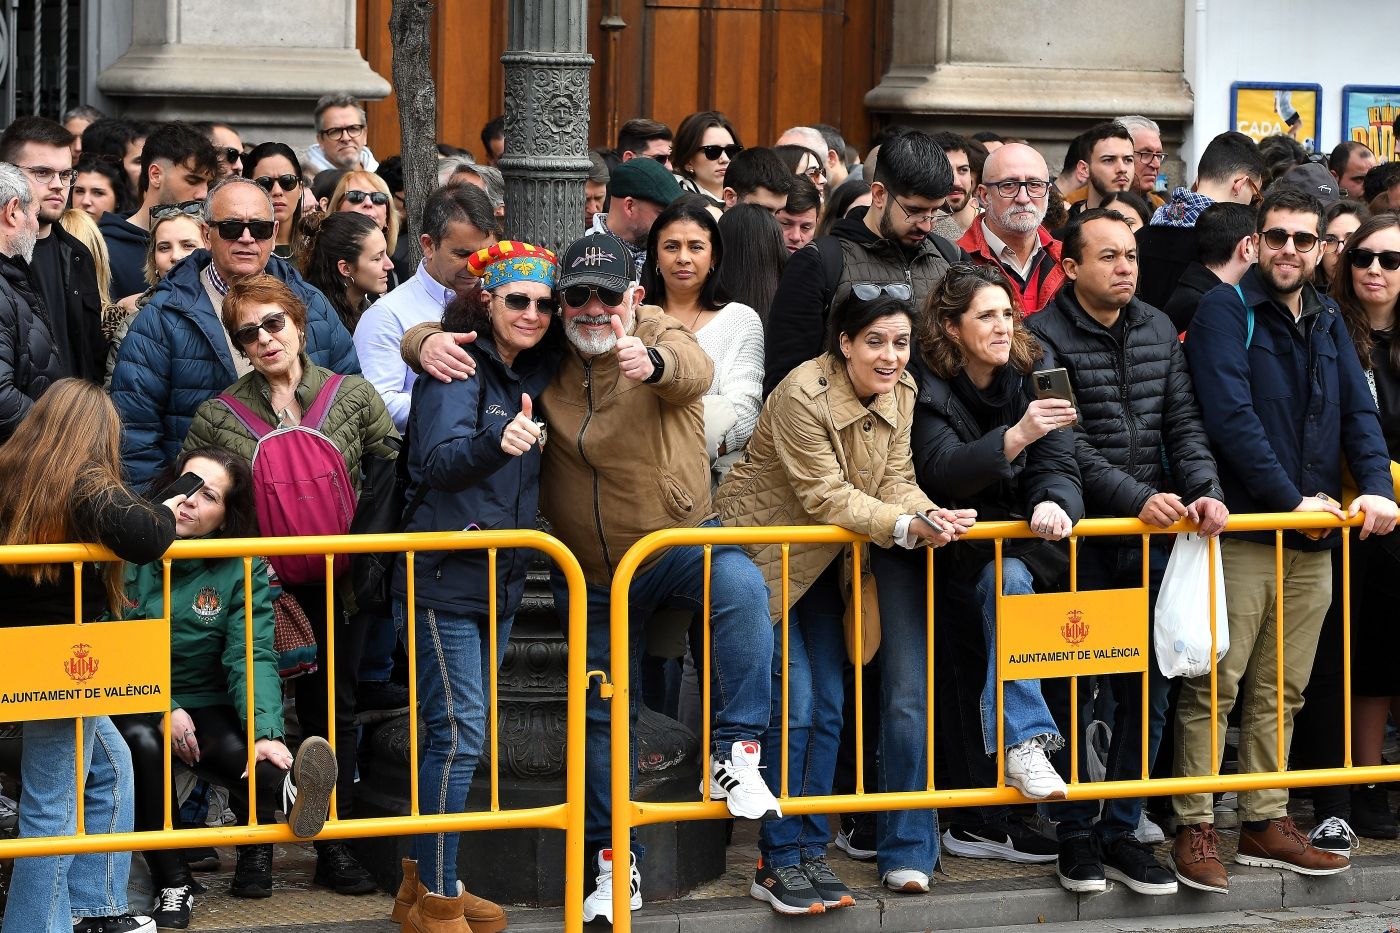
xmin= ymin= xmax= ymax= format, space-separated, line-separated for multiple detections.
xmin=1231 ymin=83 xmax=1321 ymax=154
xmin=998 ymin=588 xmax=1148 ymax=680
xmin=0 ymin=619 xmax=170 ymax=721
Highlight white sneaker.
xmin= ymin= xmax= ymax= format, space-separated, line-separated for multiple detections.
xmin=1134 ymin=810 xmax=1166 ymax=844
xmin=882 ymin=868 xmax=930 ymax=893
xmin=1005 ymin=738 xmax=1067 ymax=800
xmin=581 ymin=848 xmax=641 ymax=924
xmin=707 ymin=740 xmax=782 ymax=820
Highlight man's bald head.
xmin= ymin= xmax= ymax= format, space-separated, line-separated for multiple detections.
xmin=979 ymin=143 xmax=1051 ymax=238
xmin=983 ymin=142 xmax=1049 ymax=183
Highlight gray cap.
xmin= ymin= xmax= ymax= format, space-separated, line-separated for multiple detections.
xmin=1280 ymin=162 xmax=1340 ymax=207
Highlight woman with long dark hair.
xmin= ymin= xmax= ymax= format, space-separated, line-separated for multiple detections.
xmin=716 ymin=203 xmax=787 ymax=323
xmin=0 ymin=379 xmax=179 ymax=933
xmin=70 ymin=154 xmax=127 ymax=220
xmin=1318 ymin=199 xmax=1370 ymax=292
xmin=673 ymin=111 xmax=743 ymax=209
xmin=816 ymin=179 xmax=871 ymax=241
xmin=297 ymin=211 xmax=394 ymax=333
xmin=245 ymin=142 xmax=305 ymax=259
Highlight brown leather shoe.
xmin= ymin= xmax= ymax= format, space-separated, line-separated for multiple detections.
xmin=1236 ymin=817 xmax=1351 ymax=875
xmin=1170 ymin=822 xmax=1229 ymax=893
xmin=392 ymin=857 xmax=422 ymax=925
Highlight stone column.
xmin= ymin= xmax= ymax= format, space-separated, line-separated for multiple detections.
xmin=95 ymin=0 xmax=388 ymax=149
xmin=500 ymin=0 xmax=593 ymax=253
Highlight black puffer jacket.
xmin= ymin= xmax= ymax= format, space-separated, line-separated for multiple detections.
xmin=1026 ymin=287 xmax=1222 ymax=518
xmin=0 ymin=252 xmax=61 ymax=443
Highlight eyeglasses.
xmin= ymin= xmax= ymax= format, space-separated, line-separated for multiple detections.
xmin=1260 ymin=228 xmax=1319 ymax=252
xmin=211 ymin=218 xmax=275 ymax=241
xmin=216 ymin=147 xmax=242 ymax=165
xmin=1134 ymin=150 xmax=1167 ymax=166
xmin=648 ymin=153 xmax=671 ymax=165
xmin=697 ymin=144 xmax=743 ymax=161
xmin=1323 ymin=231 xmax=1353 ymax=252
xmin=232 ymin=312 xmax=289 ymax=347
xmin=496 ymin=293 xmax=559 ymax=314
xmin=851 ymin=282 xmax=913 ymax=301
xmin=151 ymin=200 xmax=204 ymax=221
xmin=985 ymin=178 xmax=1050 ymax=199
xmin=1349 ymin=247 xmax=1400 ymax=271
xmin=319 ymin=123 xmax=366 ymax=140
xmin=344 ymin=189 xmax=389 ymax=207
xmin=891 ymin=197 xmax=940 ymax=226
xmin=19 ymin=165 xmax=77 ymax=186
xmin=254 ymin=174 xmax=300 ymax=193
xmin=562 ymin=284 xmax=626 ymax=308
xmin=801 ymin=162 xmax=826 ymax=182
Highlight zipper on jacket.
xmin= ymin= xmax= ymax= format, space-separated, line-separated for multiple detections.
xmin=1118 ymin=316 xmax=1139 ymax=474
xmin=577 ymin=359 xmax=614 ymax=576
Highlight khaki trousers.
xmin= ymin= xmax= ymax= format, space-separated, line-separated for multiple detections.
xmin=1172 ymin=538 xmax=1332 ymax=823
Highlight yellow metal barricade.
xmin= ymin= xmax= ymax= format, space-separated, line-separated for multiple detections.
xmin=0 ymin=530 xmax=588 ymax=933
xmin=606 ymin=512 xmax=1379 ymax=931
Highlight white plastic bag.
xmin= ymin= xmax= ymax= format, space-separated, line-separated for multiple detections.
xmin=1154 ymin=533 xmax=1230 ymax=678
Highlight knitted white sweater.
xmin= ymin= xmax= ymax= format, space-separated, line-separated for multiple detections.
xmin=693 ymin=302 xmax=765 ymax=462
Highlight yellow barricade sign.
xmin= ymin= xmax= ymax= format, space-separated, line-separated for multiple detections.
xmin=1000 ymin=588 xmax=1148 ymax=679
xmin=0 ymin=619 xmax=170 ymax=720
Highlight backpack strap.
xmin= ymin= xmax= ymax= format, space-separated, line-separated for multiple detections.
xmin=930 ymin=233 xmax=967 ymax=266
xmin=1232 ymin=283 xmax=1254 ymax=348
xmin=302 ymin=374 xmax=346 ymax=431
xmin=814 ymin=236 xmax=844 ymax=312
xmin=217 ymin=393 xmax=275 ymax=440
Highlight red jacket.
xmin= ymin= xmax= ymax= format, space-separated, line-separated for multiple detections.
xmin=958 ymin=217 xmax=1065 ymax=315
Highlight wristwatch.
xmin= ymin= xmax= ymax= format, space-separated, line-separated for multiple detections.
xmin=644 ymin=347 xmax=665 ymax=383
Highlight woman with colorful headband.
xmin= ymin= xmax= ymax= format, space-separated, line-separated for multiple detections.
xmin=389 ymin=241 xmax=562 ymax=933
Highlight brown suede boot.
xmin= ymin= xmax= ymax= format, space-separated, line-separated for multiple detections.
xmin=1170 ymin=823 xmax=1229 ymax=893
xmin=1236 ymin=817 xmax=1351 ymax=876
xmin=461 ymin=886 xmax=507 ymax=933
xmin=392 ymin=857 xmax=424 ymax=925
xmin=407 ymin=883 xmax=471 ymax=933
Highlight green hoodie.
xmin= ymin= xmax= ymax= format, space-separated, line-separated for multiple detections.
xmin=123 ymin=552 xmax=282 ymax=740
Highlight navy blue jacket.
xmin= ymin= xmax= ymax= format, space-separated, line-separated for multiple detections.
xmin=110 ymin=249 xmax=359 ymax=487
xmin=394 ymin=332 xmax=560 ymax=616
xmin=1185 ymin=266 xmax=1394 ymax=551
xmin=98 ymin=210 xmax=150 ymax=301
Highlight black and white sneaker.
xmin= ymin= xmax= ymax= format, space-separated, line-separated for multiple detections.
xmin=707 ymin=740 xmax=782 ymax=820
xmin=1056 ymin=834 xmax=1106 ymax=893
xmin=833 ymin=814 xmax=877 ymax=861
xmin=1309 ymin=816 xmax=1360 ymax=857
xmin=799 ymin=855 xmax=855 ymax=909
xmin=283 ymin=735 xmax=337 ymax=839
xmin=1103 ymin=835 xmax=1178 ymax=895
xmin=751 ymin=859 xmax=825 ymax=915
xmin=150 ymin=884 xmax=194 ymax=930
xmin=942 ymin=822 xmax=1058 ymax=864
xmin=72 ymin=915 xmax=156 ymax=933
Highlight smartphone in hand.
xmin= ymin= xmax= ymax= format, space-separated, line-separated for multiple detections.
xmin=1033 ymin=367 xmax=1079 ymax=426
xmin=155 ymin=472 xmax=205 ymax=503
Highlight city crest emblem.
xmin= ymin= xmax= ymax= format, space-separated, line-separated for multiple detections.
xmin=65 ymin=643 xmax=99 ymax=683
xmin=193 ymin=586 xmax=222 ymax=622
xmin=1061 ymin=608 xmax=1088 ymax=646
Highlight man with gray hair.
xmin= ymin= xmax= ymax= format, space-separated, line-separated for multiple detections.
xmin=306 ymin=92 xmax=378 ymax=173
xmin=0 ymin=162 xmax=60 ymax=442
xmin=111 ymin=174 xmax=358 ymax=485
xmin=812 ymin=123 xmax=850 ymax=190
xmin=1115 ymin=114 xmax=1166 ymax=207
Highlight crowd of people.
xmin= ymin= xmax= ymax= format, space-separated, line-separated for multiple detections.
xmin=0 ymin=92 xmax=1395 ymax=933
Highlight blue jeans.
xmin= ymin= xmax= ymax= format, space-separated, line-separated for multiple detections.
xmin=758 ymin=566 xmax=845 ymax=867
xmin=3 ymin=716 xmax=134 ymax=933
xmin=392 ymin=600 xmax=513 ymax=896
xmin=358 ymin=609 xmax=399 ymax=682
xmin=972 ymin=558 xmax=1062 ymax=755
xmin=1047 ymin=540 xmax=1170 ymax=842
xmin=551 ymin=520 xmax=772 ymax=855
xmin=868 ymin=547 xmax=939 ymax=878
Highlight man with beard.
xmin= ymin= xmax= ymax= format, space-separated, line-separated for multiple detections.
xmin=0 ymin=161 xmax=60 ymax=443
xmin=1172 ymin=187 xmax=1396 ymax=894
xmin=404 ymin=232 xmax=782 ymax=924
xmin=929 ymin=131 xmax=986 ymax=241
xmin=763 ymin=129 xmax=963 ymax=393
xmin=958 ymin=143 xmax=1065 ymax=314
xmin=1066 ymin=122 xmax=1135 ymax=222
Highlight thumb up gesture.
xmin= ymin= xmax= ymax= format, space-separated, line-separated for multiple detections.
xmin=501 ymin=393 xmax=543 ymax=457
xmin=612 ymin=314 xmax=656 ymax=382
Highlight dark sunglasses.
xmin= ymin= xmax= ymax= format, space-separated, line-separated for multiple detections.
xmin=216 ymin=147 xmax=242 ymax=165
xmin=254 ymin=174 xmax=300 ymax=193
xmin=1349 ymin=248 xmax=1400 ymax=271
xmin=232 ymin=312 xmax=289 ymax=347
xmin=697 ymin=143 xmax=743 ymax=161
xmin=211 ymin=219 xmax=275 ymax=241
xmin=496 ymin=293 xmax=559 ymax=314
xmin=1260 ymin=228 xmax=1319 ymax=252
xmin=851 ymin=282 xmax=912 ymax=301
xmin=344 ymin=189 xmax=390 ymax=207
xmin=151 ymin=199 xmax=203 ymax=221
xmin=562 ymin=284 xmax=626 ymax=308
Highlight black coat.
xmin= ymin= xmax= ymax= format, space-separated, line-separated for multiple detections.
xmin=1161 ymin=261 xmax=1222 ymax=335
xmin=1136 ymin=223 xmax=1198 ymax=313
xmin=1026 ymin=287 xmax=1223 ymax=518
xmin=46 ymin=223 xmax=106 ymax=383
xmin=0 ymin=252 xmax=62 ymax=443
xmin=909 ymin=353 xmax=1084 ymax=576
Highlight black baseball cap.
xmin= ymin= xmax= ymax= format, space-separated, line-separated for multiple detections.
xmin=557 ymin=233 xmax=634 ymax=292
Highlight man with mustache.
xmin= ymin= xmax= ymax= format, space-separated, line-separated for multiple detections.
xmin=0 ymin=162 xmax=61 ymax=444
xmin=957 ymin=142 xmax=1065 ymax=314
xmin=1068 ymin=122 xmax=1136 ymax=221
xmin=929 ymin=131 xmax=986 ymax=241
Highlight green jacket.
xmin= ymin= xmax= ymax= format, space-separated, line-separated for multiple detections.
xmin=183 ymin=354 xmax=399 ymax=493
xmin=123 ymin=553 xmax=283 ymax=740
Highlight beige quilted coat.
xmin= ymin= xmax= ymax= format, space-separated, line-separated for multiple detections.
xmin=716 ymin=353 xmax=937 ymax=622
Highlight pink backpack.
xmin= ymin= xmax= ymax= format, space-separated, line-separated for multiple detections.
xmin=217 ymin=374 xmax=357 ymax=585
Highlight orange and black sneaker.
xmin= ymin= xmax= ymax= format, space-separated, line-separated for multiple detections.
xmin=751 ymin=857 xmax=826 ymax=915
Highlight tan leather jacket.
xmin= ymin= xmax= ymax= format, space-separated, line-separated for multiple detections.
xmin=716 ymin=353 xmax=936 ymax=621
xmin=404 ymin=304 xmax=714 ymax=586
